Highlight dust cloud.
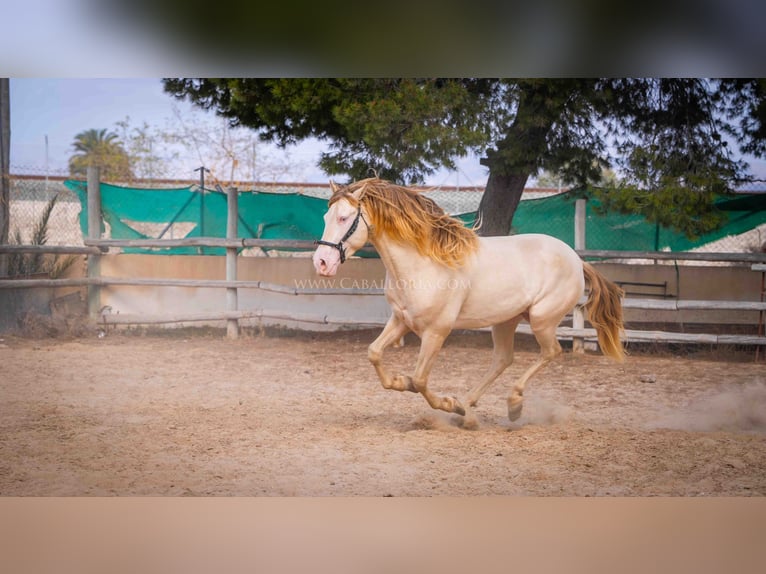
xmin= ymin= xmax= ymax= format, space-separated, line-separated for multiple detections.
xmin=521 ymin=399 xmax=575 ymax=426
xmin=648 ymin=381 xmax=766 ymax=433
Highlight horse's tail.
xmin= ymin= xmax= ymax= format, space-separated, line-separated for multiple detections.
xmin=582 ymin=262 xmax=626 ymax=362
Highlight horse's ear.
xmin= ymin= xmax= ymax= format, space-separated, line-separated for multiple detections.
xmin=329 ymin=180 xmax=339 ymax=193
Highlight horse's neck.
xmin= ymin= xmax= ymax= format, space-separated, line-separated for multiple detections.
xmin=371 ymin=234 xmax=438 ymax=281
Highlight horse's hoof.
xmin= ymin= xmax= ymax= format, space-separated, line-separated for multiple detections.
xmin=441 ymin=396 xmax=465 ymax=416
xmin=507 ymin=397 xmax=523 ymax=421
xmin=461 ymin=413 xmax=479 ymax=430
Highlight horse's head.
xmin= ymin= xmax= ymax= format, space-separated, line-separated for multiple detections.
xmin=313 ymin=181 xmax=371 ymax=276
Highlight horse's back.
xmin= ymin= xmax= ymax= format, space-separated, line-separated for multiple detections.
xmin=456 ymin=234 xmax=583 ymax=329
xmin=476 ymin=233 xmax=582 ymax=278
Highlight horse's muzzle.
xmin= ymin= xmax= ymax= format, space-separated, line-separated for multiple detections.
xmin=313 ymin=245 xmax=340 ymax=276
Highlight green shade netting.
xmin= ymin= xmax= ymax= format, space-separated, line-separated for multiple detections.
xmin=526 ymin=192 xmax=766 ymax=251
xmin=66 ymin=180 xmax=766 ymax=256
xmin=65 ymin=180 xmax=334 ymax=255
xmin=458 ymin=191 xmax=766 ymax=252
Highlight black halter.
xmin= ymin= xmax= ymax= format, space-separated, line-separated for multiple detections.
xmin=314 ymin=207 xmax=368 ymax=264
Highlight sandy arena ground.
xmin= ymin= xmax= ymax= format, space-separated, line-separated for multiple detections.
xmin=1 ymin=328 xmax=765 ymax=496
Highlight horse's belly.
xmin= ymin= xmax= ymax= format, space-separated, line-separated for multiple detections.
xmin=453 ymin=298 xmax=530 ymax=330
xmin=385 ymin=284 xmax=470 ymax=334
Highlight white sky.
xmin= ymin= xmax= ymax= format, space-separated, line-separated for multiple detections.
xmin=8 ymin=78 xmax=490 ymax=187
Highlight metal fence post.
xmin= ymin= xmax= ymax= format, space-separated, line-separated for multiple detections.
xmin=87 ymin=166 xmax=102 ymax=319
xmin=226 ymin=186 xmax=239 ymax=339
xmin=573 ymin=198 xmax=586 ymax=353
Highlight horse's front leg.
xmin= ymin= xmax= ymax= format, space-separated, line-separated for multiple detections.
xmin=368 ymin=314 xmax=414 ymax=392
xmin=408 ymin=329 xmax=466 ymax=416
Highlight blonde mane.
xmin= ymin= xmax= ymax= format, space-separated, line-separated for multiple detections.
xmin=329 ymin=177 xmax=478 ymax=267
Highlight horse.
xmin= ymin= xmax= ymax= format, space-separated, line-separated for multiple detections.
xmin=313 ymin=177 xmax=625 ymax=426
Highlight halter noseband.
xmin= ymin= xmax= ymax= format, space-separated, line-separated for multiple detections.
xmin=314 ymin=207 xmax=368 ymax=264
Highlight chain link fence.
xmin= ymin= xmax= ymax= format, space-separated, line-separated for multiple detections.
xmin=8 ymin=175 xmax=84 ymax=247
xmin=285 ymin=183 xmax=563 ymax=216
xmin=727 ymin=179 xmax=766 ymax=254
xmin=299 ymin=185 xmax=487 ymax=215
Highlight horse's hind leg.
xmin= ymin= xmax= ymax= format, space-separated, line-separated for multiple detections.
xmin=460 ymin=318 xmax=520 ymax=428
xmin=507 ymin=323 xmax=562 ymax=421
xmin=368 ymin=314 xmax=414 ymax=392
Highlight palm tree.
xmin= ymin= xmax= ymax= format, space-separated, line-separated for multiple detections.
xmin=68 ymin=128 xmax=133 ymax=181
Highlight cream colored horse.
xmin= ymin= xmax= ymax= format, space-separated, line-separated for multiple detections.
xmin=313 ymin=178 xmax=624 ymax=425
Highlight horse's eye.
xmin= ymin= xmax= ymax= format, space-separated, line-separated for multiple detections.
xmin=339 ymin=215 xmax=348 ymax=223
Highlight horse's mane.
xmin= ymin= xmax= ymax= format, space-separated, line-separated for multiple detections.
xmin=329 ymin=178 xmax=478 ymax=268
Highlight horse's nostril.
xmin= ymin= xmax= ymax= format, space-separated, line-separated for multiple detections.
xmin=319 ymin=258 xmax=327 ymax=268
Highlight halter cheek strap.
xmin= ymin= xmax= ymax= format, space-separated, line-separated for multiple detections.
xmin=314 ymin=207 xmax=368 ymax=264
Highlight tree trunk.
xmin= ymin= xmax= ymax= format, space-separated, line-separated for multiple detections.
xmin=475 ymin=81 xmax=574 ymax=237
xmin=476 ymin=169 xmax=529 ymax=236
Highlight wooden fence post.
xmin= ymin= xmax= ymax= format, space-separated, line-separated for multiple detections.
xmin=87 ymin=166 xmax=101 ymax=319
xmin=573 ymin=198 xmax=586 ymax=354
xmin=226 ymin=186 xmax=239 ymax=339
xmin=0 ymin=78 xmax=9 ymax=277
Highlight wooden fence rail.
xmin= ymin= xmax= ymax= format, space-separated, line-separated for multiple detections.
xmin=578 ymin=249 xmax=766 ymax=263
xmin=81 ymin=237 xmax=378 ymax=256
xmin=83 ymin=237 xmax=317 ymax=250
xmin=0 ymin=245 xmax=105 ymax=255
xmin=0 ymin=276 xmax=385 ymax=295
xmin=99 ymin=309 xmax=383 ymax=328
